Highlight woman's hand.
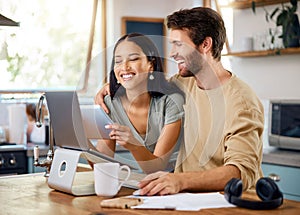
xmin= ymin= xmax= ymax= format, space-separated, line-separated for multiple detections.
xmin=106 ymin=124 xmax=141 ymax=151
xmin=94 ymin=83 xmax=110 ymax=113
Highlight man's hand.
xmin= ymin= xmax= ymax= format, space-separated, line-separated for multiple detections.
xmin=138 ymin=171 xmax=182 ymax=196
xmin=94 ymin=83 xmax=110 ymax=113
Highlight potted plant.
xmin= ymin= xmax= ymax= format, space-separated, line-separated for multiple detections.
xmin=252 ymin=0 xmax=300 ymax=48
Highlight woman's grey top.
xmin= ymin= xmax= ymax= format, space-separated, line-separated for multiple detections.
xmin=104 ymin=93 xmax=184 ymax=153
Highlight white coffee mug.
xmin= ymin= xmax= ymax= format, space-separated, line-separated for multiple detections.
xmin=94 ymin=162 xmax=131 ymax=197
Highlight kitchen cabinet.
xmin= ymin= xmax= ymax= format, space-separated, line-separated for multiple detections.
xmin=262 ymin=163 xmax=300 ymax=201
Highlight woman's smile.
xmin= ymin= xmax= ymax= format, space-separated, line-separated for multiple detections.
xmin=120 ymin=72 xmax=135 ymax=82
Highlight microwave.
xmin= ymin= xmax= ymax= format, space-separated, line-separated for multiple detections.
xmin=269 ymin=100 xmax=300 ymax=151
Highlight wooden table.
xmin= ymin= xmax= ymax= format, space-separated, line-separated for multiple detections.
xmin=1 ymin=173 xmax=300 ymax=215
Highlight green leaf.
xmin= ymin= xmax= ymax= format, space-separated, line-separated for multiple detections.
xmin=276 ymin=11 xmax=288 ymax=26
xmin=269 ymin=28 xmax=273 ymax=36
xmin=291 ymin=0 xmax=298 ymax=7
xmin=251 ymin=1 xmax=256 ymax=14
xmin=265 ymin=12 xmax=269 ymax=22
xmin=270 ymin=8 xmax=280 ymax=20
xmin=271 ymin=35 xmax=275 ymax=44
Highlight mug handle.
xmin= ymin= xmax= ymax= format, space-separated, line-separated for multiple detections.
xmin=118 ymin=165 xmax=131 ymax=190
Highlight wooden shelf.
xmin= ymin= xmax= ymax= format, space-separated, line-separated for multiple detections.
xmin=221 ymin=0 xmax=291 ymax=9
xmin=219 ymin=0 xmax=300 ymax=57
xmin=223 ymin=47 xmax=300 ymax=57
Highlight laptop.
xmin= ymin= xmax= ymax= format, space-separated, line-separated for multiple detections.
xmin=80 ymin=104 xmax=113 ymax=140
xmin=45 ymin=91 xmax=145 ymax=194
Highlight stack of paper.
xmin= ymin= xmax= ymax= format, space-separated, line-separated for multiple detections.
xmin=130 ymin=192 xmax=235 ymax=211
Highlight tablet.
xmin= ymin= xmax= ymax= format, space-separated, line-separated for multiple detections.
xmin=81 ymin=105 xmax=114 ymax=140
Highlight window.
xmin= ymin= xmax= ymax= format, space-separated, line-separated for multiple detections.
xmin=0 ymin=0 xmax=105 ymax=97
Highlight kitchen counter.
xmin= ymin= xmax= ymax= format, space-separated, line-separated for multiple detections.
xmin=1 ymin=173 xmax=300 ymax=215
xmin=263 ymin=147 xmax=300 ymax=168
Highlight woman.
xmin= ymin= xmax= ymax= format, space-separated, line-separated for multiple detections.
xmin=96 ymin=33 xmax=184 ymax=173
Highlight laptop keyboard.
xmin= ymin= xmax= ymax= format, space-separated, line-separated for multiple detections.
xmin=120 ymin=170 xmax=146 ymax=189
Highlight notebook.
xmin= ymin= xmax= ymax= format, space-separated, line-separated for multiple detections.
xmin=45 ymin=91 xmax=145 ymax=191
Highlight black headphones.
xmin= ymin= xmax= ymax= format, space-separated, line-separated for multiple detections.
xmin=224 ymin=177 xmax=283 ymax=210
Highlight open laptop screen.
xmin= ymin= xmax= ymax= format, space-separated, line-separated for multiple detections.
xmin=45 ymin=91 xmax=89 ymax=151
xmin=45 ymin=91 xmax=142 ymax=171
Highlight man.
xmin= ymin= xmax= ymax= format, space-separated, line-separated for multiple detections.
xmin=95 ymin=7 xmax=264 ymax=196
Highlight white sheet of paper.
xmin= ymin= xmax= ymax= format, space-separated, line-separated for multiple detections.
xmin=130 ymin=192 xmax=235 ymax=211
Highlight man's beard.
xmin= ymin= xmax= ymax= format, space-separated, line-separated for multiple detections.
xmin=179 ymin=49 xmax=203 ymax=77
